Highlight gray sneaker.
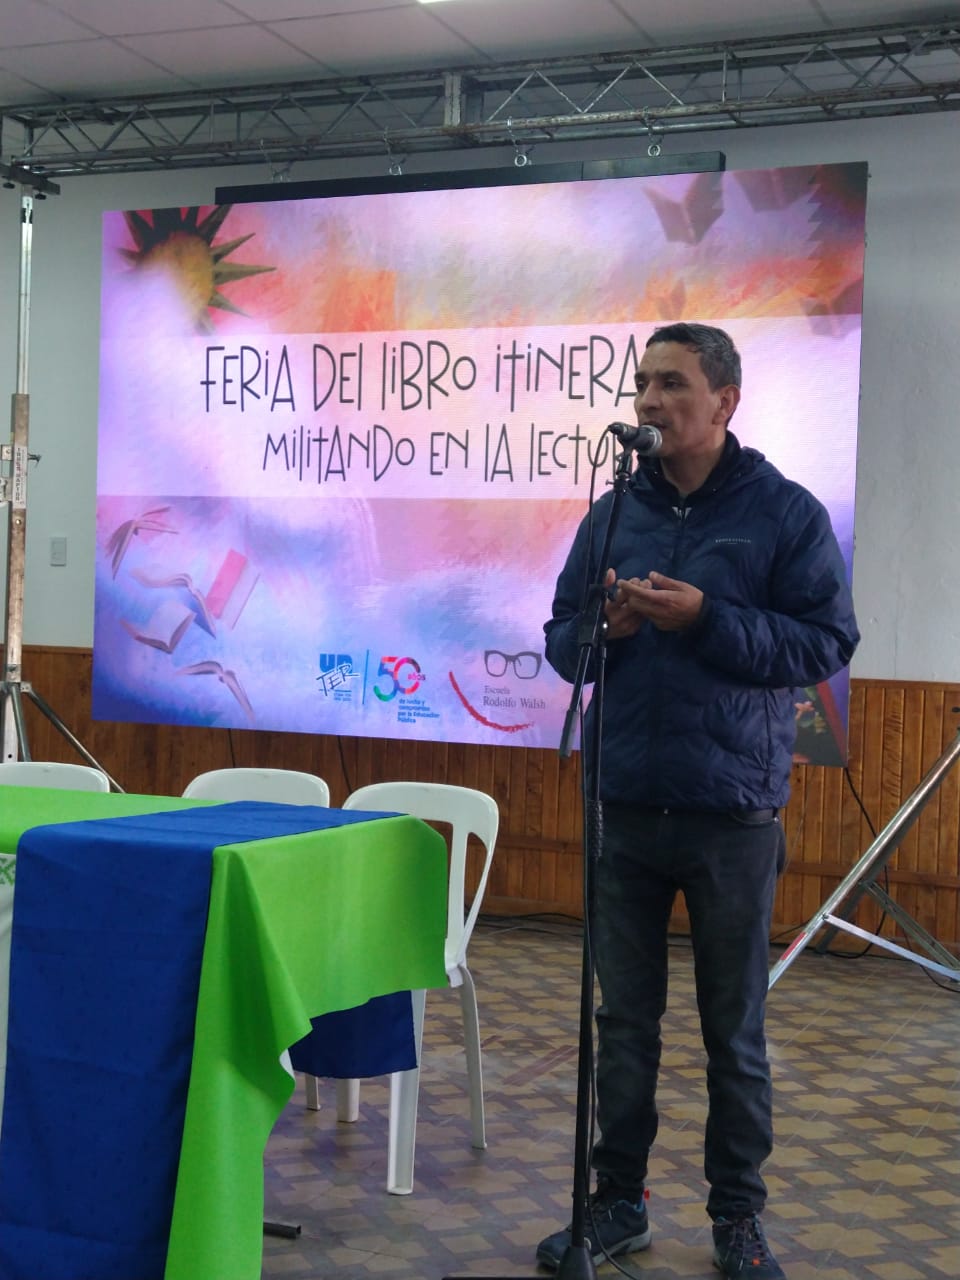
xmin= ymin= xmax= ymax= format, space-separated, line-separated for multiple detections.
xmin=535 ymin=1182 xmax=652 ymax=1271
xmin=712 ymin=1214 xmax=785 ymax=1279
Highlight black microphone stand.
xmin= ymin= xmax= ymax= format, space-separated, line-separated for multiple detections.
xmin=443 ymin=440 xmax=636 ymax=1280
xmin=549 ymin=441 xmax=634 ymax=1280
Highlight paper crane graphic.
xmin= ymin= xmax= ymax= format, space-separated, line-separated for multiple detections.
xmin=175 ymin=660 xmax=254 ymax=721
xmin=646 ymin=171 xmax=724 ymax=245
xmin=105 ymin=506 xmax=177 ymax=578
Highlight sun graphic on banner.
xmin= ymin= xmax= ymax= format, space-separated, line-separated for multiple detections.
xmin=120 ymin=205 xmax=275 ymax=331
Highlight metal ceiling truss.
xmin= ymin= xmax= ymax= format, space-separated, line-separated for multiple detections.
xmin=1 ymin=19 xmax=959 ymax=183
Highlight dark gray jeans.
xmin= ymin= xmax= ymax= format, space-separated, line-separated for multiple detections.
xmin=590 ymin=803 xmax=785 ymax=1220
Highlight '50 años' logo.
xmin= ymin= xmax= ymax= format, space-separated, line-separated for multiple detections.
xmin=374 ymin=655 xmax=424 ymax=702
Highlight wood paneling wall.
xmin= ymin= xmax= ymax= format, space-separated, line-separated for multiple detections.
xmin=5 ymin=647 xmax=960 ymax=953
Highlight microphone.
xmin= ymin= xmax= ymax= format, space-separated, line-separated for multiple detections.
xmin=607 ymin=421 xmax=662 ymax=456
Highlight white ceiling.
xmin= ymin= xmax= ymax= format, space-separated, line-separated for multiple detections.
xmin=0 ymin=0 xmax=955 ymax=105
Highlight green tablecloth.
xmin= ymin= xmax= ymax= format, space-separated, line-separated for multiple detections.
xmin=0 ymin=787 xmax=448 ymax=1280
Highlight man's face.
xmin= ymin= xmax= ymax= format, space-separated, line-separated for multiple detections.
xmin=633 ymin=341 xmax=739 ymax=463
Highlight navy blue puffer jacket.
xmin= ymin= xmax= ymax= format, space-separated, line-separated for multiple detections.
xmin=544 ymin=433 xmax=860 ymax=811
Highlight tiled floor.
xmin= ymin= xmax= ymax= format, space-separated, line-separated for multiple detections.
xmin=263 ymin=921 xmax=960 ymax=1279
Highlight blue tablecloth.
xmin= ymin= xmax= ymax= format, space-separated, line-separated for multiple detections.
xmin=0 ymin=798 xmax=436 ymax=1280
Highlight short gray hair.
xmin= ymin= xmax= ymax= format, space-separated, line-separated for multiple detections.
xmin=646 ymin=323 xmax=742 ymax=390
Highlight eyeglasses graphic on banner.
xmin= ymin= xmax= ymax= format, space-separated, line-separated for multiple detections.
xmin=484 ymin=650 xmax=541 ymax=680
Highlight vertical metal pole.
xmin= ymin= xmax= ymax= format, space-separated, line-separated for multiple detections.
xmin=1 ymin=192 xmax=32 ymax=761
xmin=0 ymin=179 xmax=117 ymax=784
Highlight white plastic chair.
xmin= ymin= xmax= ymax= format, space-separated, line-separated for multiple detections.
xmin=304 ymin=780 xmax=499 ymax=1195
xmin=181 ymin=767 xmax=331 ymax=807
xmin=0 ymin=761 xmax=111 ymax=792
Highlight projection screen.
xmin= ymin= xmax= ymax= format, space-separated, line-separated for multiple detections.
xmin=93 ymin=161 xmax=865 ymax=765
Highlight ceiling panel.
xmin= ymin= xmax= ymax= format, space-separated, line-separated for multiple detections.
xmin=613 ymin=0 xmax=955 ymax=45
xmin=5 ymin=38 xmax=186 ymax=98
xmin=811 ymin=0 xmax=956 ymax=30
xmin=276 ymin=8 xmax=484 ymax=76
xmin=226 ymin=0 xmax=414 ymax=18
xmin=1 ymin=0 xmax=958 ymax=106
xmin=426 ymin=0 xmax=645 ymax=62
xmin=614 ymin=0 xmax=825 ymax=45
xmin=0 ymin=0 xmax=102 ymax=45
xmin=118 ymin=24 xmax=324 ymax=86
xmin=1 ymin=0 xmax=958 ymax=180
xmin=0 ymin=66 xmax=48 ymax=104
xmin=41 ymin=0 xmax=247 ymax=37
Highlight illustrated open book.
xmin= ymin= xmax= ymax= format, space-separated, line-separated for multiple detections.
xmin=121 ymin=599 xmax=194 ymax=653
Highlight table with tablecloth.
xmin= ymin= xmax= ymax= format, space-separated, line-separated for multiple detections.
xmin=0 ymin=787 xmax=448 ymax=1280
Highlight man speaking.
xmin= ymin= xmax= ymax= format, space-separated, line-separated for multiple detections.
xmin=538 ymin=322 xmax=859 ymax=1279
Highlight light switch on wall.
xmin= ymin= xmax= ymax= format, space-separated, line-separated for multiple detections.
xmin=50 ymin=536 xmax=67 ymax=566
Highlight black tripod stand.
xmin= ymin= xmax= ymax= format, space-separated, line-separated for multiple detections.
xmin=769 ymin=719 xmax=960 ymax=988
xmin=442 ymin=440 xmax=637 ymax=1280
xmin=0 ymin=672 xmax=122 ymax=789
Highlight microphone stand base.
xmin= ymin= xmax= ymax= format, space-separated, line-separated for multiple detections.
xmin=556 ymin=1244 xmax=599 ymax=1279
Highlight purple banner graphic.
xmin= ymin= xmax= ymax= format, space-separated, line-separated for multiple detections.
xmin=94 ymin=165 xmax=865 ymax=761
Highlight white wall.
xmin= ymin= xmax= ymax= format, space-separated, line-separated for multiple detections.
xmin=1 ymin=109 xmax=958 ymax=681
